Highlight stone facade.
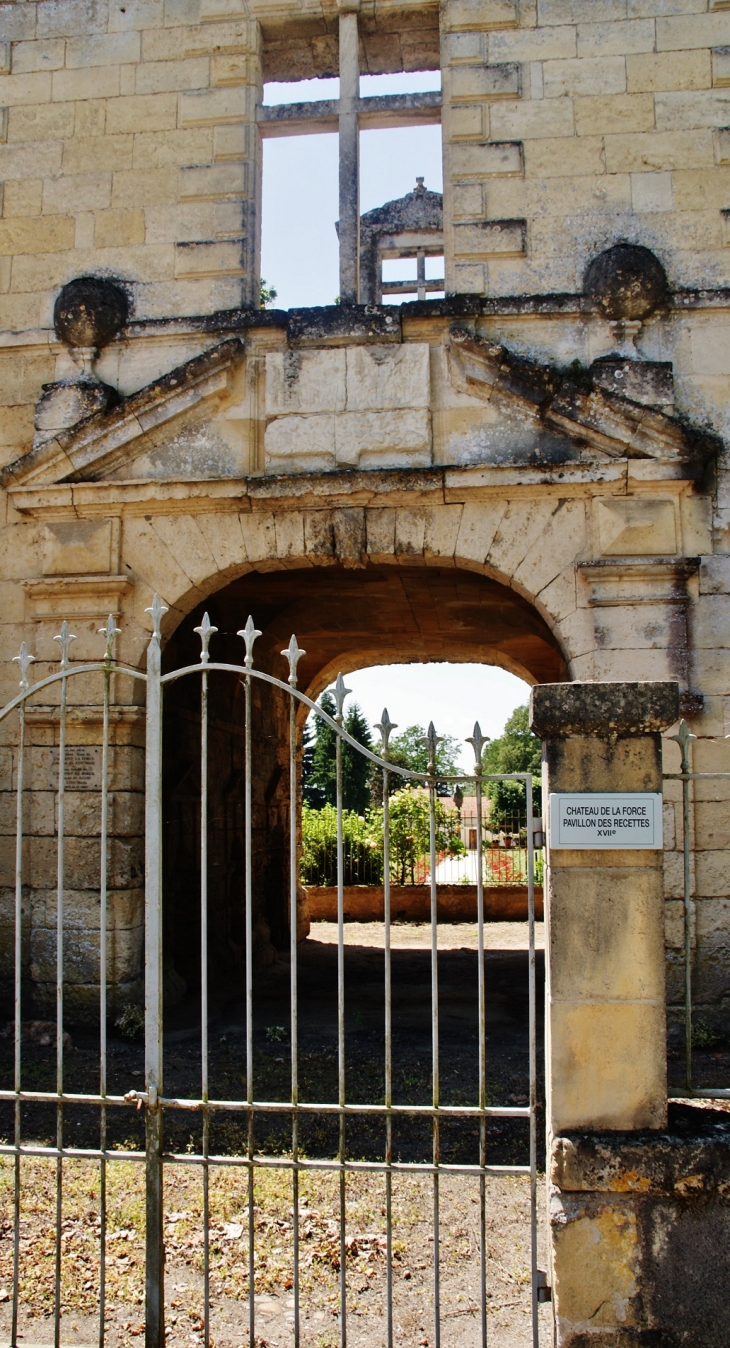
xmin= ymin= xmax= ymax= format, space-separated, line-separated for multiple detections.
xmin=0 ymin=0 xmax=724 ymax=1108
xmin=1 ymin=1 xmax=730 ymax=1340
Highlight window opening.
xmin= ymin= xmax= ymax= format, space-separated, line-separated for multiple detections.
xmin=260 ymin=134 xmax=339 ymax=309
xmin=264 ymin=77 xmax=340 ymax=106
xmin=360 ymin=70 xmax=441 ymax=96
xmin=258 ymin=9 xmax=443 ymax=306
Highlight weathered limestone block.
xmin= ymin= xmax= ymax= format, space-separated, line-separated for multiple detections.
xmin=264 ymin=414 xmax=336 ymax=472
xmin=334 ymin=410 xmax=432 ymax=468
xmin=345 ymin=344 xmax=430 ymax=412
xmin=550 ymin=1110 xmax=730 ymax=1348
xmin=596 ymin=497 xmax=679 ymax=556
xmin=265 ymin=349 xmax=346 ymax=416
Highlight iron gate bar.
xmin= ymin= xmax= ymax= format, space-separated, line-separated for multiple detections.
xmin=334 ymin=674 xmax=347 ymax=1348
xmin=10 ymin=644 xmax=31 ymax=1348
xmin=144 ymin=595 xmax=165 ymax=1348
xmin=0 ymin=1089 xmax=529 ymax=1116
xmin=664 ymin=718 xmax=730 ymax=1102
xmin=376 ymin=711 xmax=393 ymax=1348
xmin=99 ymin=617 xmax=119 ymax=1348
xmin=0 ymin=598 xmax=542 ymax=1348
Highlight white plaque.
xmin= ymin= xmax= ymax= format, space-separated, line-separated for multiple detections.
xmin=549 ymin=792 xmax=663 ymax=850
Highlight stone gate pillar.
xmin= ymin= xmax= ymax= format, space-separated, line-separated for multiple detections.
xmin=530 ymin=681 xmax=680 ymax=1345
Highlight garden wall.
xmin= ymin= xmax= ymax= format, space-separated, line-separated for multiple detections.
xmin=304 ymin=883 xmax=544 ymax=924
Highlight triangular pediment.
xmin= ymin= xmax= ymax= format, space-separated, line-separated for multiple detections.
xmin=446 ymin=327 xmax=716 ymax=468
xmin=0 ymin=338 xmax=246 ymax=489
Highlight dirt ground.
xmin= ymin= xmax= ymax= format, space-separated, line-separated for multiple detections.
xmin=0 ymin=920 xmax=551 ymax=1347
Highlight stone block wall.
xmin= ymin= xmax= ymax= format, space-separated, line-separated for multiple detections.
xmin=0 ymin=0 xmax=263 ymax=336
xmin=440 ymin=0 xmax=730 ymax=297
xmin=0 ymin=705 xmax=145 ymax=1018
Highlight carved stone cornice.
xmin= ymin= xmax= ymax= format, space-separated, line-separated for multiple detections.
xmin=577 ymin=557 xmax=699 ymax=607
xmin=24 ymin=573 xmax=132 ymax=617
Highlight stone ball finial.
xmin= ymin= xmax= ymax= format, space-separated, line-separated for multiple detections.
xmin=584 ymin=244 xmax=668 ymax=322
xmin=53 ymin=275 xmax=129 ymax=351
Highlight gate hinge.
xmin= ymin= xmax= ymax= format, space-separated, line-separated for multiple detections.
xmin=532 ymin=817 xmax=545 ymax=850
xmin=536 ymin=1269 xmax=551 ymax=1303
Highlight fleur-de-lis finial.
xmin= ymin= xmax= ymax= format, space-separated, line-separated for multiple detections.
xmin=333 ymin=672 xmax=351 ymax=723
xmin=466 ymin=721 xmax=489 ymax=771
xmin=53 ymin=620 xmax=77 ymax=669
xmin=281 ymin=634 xmax=306 ymax=686
xmin=375 ymin=707 xmax=397 ymax=755
xmin=194 ymin=612 xmax=218 ymax=665
xmin=423 ymin=721 xmax=443 ymax=775
xmin=670 ymin=717 xmax=696 ymax=771
xmin=99 ymin=614 xmax=121 ymax=666
xmin=12 ymin=643 xmax=35 ymax=691
xmin=238 ymin=615 xmax=262 ymax=669
xmin=145 ymin=594 xmax=169 ymax=642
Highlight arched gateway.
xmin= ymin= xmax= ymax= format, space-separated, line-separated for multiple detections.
xmin=0 ymin=258 xmax=728 ymax=1348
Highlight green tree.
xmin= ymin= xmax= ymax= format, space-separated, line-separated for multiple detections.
xmin=342 ymin=703 xmax=372 ymax=814
xmin=301 ymin=717 xmax=321 ymax=807
xmin=482 ymin=704 xmax=542 ymax=825
xmin=378 ymin=724 xmax=461 ymax=798
xmin=307 ymin=692 xmax=338 ymax=806
xmin=304 ymin=693 xmax=374 ymax=813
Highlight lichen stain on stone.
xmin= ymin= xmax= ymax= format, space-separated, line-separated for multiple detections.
xmin=282 ymin=349 xmax=303 ymax=389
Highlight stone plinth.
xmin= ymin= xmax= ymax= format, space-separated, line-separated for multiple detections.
xmin=532 ymin=681 xmax=680 ymax=1135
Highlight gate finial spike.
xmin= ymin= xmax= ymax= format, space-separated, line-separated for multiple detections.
xmin=466 ymin=721 xmax=489 ymax=770
xmin=375 ymin=707 xmax=397 ymax=755
xmin=145 ymin=593 xmax=169 ymax=642
xmin=238 ymin=614 xmax=262 ymax=669
xmin=99 ymin=614 xmax=121 ymax=665
xmin=53 ymin=620 xmax=77 ymax=669
xmin=281 ymin=634 xmax=305 ymax=686
xmin=669 ymin=717 xmax=696 ymax=771
xmin=194 ymin=612 xmax=218 ymax=665
xmin=333 ymin=671 xmax=352 ymax=723
xmin=424 ymin=721 xmax=443 ymax=775
xmin=12 ymin=642 xmax=35 ymax=691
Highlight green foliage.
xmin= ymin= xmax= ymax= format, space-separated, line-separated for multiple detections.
xmin=259 ymin=278 xmax=278 ymax=307
xmin=482 ymin=705 xmax=542 ymax=826
xmin=692 ymin=1018 xmax=726 ymax=1050
xmin=300 ymin=802 xmax=383 ymax=886
xmin=300 ymin=789 xmax=464 ymax=886
xmin=386 ymin=788 xmax=465 ymax=885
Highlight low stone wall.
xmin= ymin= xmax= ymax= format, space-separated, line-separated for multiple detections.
xmin=305 ymin=884 xmax=543 ymax=923
xmin=551 ymin=1104 xmax=730 ymax=1347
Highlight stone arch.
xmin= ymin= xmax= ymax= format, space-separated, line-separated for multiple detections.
xmin=120 ymin=497 xmax=586 ymax=678
xmin=144 ymin=498 xmax=582 ymax=996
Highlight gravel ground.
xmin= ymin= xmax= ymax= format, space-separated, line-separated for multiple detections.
xmin=0 ymin=919 xmax=551 ymax=1347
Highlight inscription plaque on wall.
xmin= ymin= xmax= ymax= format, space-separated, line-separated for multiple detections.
xmin=50 ymin=746 xmax=103 ymax=791
xmin=549 ymin=793 xmax=663 ymax=850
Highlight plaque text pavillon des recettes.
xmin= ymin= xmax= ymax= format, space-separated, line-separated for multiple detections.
xmin=549 ymin=794 xmax=664 ymax=850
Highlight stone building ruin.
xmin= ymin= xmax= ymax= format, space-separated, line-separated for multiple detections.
xmin=1 ymin=0 xmax=730 ymax=1342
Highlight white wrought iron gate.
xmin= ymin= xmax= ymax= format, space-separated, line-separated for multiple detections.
xmin=0 ymin=599 xmax=543 ymax=1348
